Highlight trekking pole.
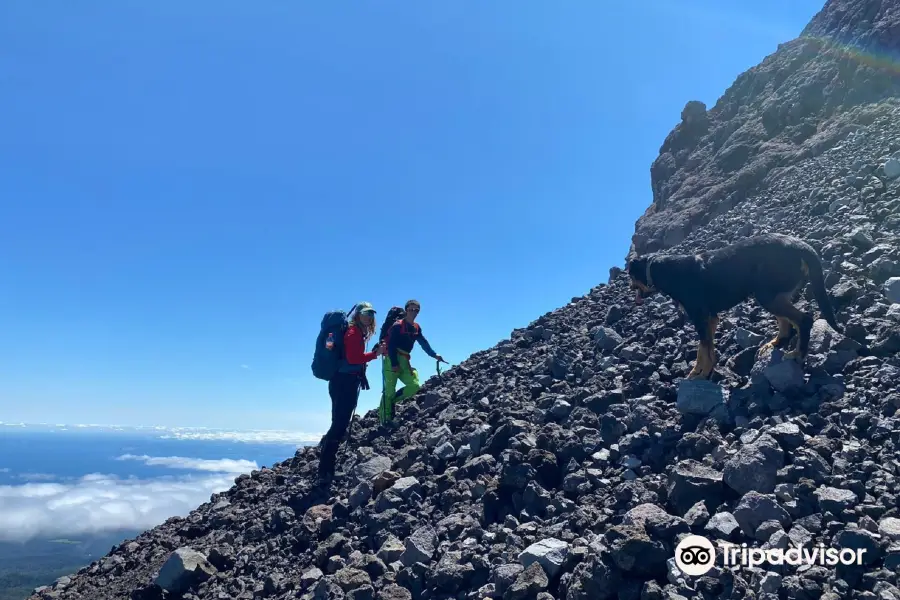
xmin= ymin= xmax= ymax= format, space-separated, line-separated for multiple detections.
xmin=436 ymin=358 xmax=449 ymax=381
xmin=346 ymin=409 xmax=356 ymax=448
xmin=381 ymin=365 xmax=387 ymax=423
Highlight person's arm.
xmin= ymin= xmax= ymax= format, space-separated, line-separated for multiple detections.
xmin=387 ymin=322 xmax=401 ymax=368
xmin=416 ymin=327 xmax=439 ymax=359
xmin=344 ymin=327 xmax=377 ymax=364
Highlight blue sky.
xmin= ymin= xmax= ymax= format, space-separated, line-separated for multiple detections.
xmin=0 ymin=1 xmax=824 ymax=433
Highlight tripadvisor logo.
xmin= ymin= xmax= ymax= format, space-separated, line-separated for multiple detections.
xmin=674 ymin=535 xmax=866 ymax=576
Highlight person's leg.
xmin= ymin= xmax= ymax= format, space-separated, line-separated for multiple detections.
xmin=318 ymin=374 xmax=358 ymax=478
xmin=379 ymin=357 xmax=401 ymax=424
xmin=393 ymin=354 xmax=421 ymax=402
xmin=318 ymin=377 xmax=341 ymax=455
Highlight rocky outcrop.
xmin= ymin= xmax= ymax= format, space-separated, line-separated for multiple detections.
xmin=26 ymin=0 xmax=900 ymax=599
xmin=631 ymin=0 xmax=900 ymax=257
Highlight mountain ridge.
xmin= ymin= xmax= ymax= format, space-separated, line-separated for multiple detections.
xmin=631 ymin=0 xmax=900 ymax=260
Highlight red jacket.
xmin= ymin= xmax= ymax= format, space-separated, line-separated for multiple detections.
xmin=339 ymin=325 xmax=377 ymax=374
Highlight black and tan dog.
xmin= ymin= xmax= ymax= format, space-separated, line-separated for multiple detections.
xmin=626 ymin=233 xmax=840 ymax=380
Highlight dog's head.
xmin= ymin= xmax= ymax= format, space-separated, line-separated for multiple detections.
xmin=626 ymin=255 xmax=655 ymax=304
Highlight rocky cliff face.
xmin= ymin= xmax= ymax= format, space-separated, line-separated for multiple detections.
xmin=631 ymin=0 xmax=900 ymax=258
xmin=27 ymin=0 xmax=900 ymax=599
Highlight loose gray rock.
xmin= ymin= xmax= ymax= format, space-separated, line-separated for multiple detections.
xmin=705 ymin=511 xmax=741 ymax=539
xmin=504 ymin=561 xmax=548 ymax=600
xmin=767 ymin=422 xmax=805 ymax=450
xmin=667 ymin=460 xmax=724 ymax=516
xmin=884 ymin=157 xmax=900 ymax=178
xmin=886 ymin=277 xmax=900 ymax=304
xmin=301 ymin=568 xmax=324 ymax=589
xmin=426 ymin=425 xmax=452 ymax=449
xmin=733 ymin=492 xmax=791 ymax=537
xmin=684 ymin=501 xmax=711 ymax=529
xmin=754 ymin=348 xmax=806 ymax=393
xmin=623 ymin=503 xmax=690 ymax=543
xmin=676 ymin=379 xmax=728 ymax=416
xmin=735 ymin=328 xmax=766 ymax=349
xmin=594 ymin=327 xmax=624 ymax=352
xmin=399 ymin=525 xmax=437 ymax=567
xmin=880 ymin=517 xmax=900 ymax=541
xmin=349 ymin=481 xmax=373 ymax=510
xmin=353 ymin=455 xmax=392 ymax=482
xmin=491 ymin=564 xmax=524 ymax=596
xmin=723 ymin=434 xmax=784 ymax=495
xmin=606 ymin=525 xmax=669 ymax=577
xmin=433 ymin=441 xmax=456 ymax=461
xmin=376 ymin=536 xmax=406 ymax=564
xmin=154 ymin=548 xmax=217 ymax=595
xmin=815 ymin=486 xmax=857 ymax=514
xmin=518 ymin=538 xmax=568 ymax=579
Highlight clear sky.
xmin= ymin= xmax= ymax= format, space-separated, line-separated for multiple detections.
xmin=0 ymin=0 xmax=824 ymax=434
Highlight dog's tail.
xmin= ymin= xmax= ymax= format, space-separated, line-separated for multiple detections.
xmin=800 ymin=246 xmax=841 ymax=333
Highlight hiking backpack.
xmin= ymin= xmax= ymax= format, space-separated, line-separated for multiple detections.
xmin=311 ymin=306 xmax=354 ymax=381
xmin=377 ymin=306 xmax=406 ymax=345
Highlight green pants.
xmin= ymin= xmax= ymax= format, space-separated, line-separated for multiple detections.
xmin=378 ymin=354 xmax=420 ymax=423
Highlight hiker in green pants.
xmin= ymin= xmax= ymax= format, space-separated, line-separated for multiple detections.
xmin=378 ymin=299 xmax=444 ymax=424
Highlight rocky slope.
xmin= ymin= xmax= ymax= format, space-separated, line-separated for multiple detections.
xmin=27 ymin=1 xmax=900 ymax=599
xmin=630 ymin=0 xmax=900 ymax=258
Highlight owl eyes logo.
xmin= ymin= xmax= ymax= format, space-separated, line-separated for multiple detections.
xmin=674 ymin=535 xmax=716 ymax=576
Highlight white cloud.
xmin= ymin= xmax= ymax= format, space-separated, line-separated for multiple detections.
xmin=0 ymin=468 xmax=10 ymax=473
xmin=159 ymin=429 xmax=321 ymax=444
xmin=0 ymin=455 xmax=257 ymax=543
xmin=241 ymin=364 xmax=250 ymax=369
xmin=116 ymin=454 xmax=258 ymax=473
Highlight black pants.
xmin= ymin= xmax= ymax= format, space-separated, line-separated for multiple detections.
xmin=318 ymin=371 xmax=364 ymax=476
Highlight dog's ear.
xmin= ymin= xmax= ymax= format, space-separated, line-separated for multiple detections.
xmin=626 ymin=256 xmax=648 ymax=284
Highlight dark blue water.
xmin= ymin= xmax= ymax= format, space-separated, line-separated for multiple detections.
xmin=0 ymin=427 xmax=300 ymax=485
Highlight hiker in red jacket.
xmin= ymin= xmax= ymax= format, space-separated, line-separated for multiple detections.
xmin=318 ymin=302 xmax=385 ymax=484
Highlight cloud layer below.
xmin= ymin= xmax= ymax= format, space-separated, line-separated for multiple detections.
xmin=116 ymin=454 xmax=258 ymax=473
xmin=0 ymin=454 xmax=258 ymax=543
xmin=159 ymin=428 xmax=320 ymax=444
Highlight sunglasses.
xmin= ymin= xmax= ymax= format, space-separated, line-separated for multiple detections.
xmin=406 ymin=307 xmax=420 ymax=312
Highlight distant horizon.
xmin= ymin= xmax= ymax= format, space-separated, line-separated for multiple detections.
xmin=0 ymin=421 xmax=322 ymax=444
